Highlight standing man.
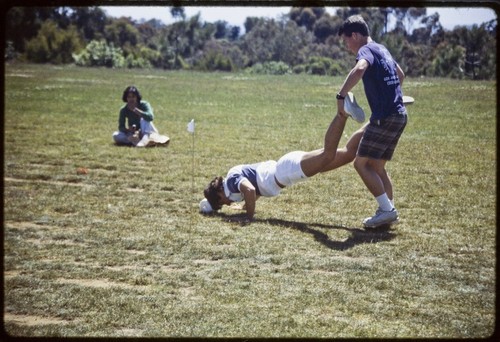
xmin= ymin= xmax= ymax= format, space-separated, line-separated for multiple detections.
xmin=336 ymin=15 xmax=408 ymax=228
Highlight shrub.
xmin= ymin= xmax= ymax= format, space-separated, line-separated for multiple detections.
xmin=292 ymin=57 xmax=343 ymax=76
xmin=73 ymin=40 xmax=125 ymax=68
xmin=196 ymin=50 xmax=234 ymax=72
xmin=246 ymin=61 xmax=291 ymax=75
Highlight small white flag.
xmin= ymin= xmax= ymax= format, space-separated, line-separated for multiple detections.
xmin=187 ymin=119 xmax=195 ymax=133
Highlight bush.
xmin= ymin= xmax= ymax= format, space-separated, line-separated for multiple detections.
xmin=125 ymin=54 xmax=152 ymax=69
xmin=246 ymin=61 xmax=291 ymax=75
xmin=196 ymin=50 xmax=234 ymax=72
xmin=292 ymin=57 xmax=343 ymax=76
xmin=5 ymin=41 xmax=18 ymax=61
xmin=292 ymin=64 xmax=307 ymax=74
xmin=73 ymin=40 xmax=125 ymax=68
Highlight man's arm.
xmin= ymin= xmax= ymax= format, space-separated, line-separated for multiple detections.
xmin=338 ymin=59 xmax=369 ymax=95
xmin=396 ymin=63 xmax=405 ymax=86
xmin=337 ymin=59 xmax=369 ymax=115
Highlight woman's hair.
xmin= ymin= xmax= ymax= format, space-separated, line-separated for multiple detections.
xmin=204 ymin=176 xmax=224 ymax=211
xmin=122 ymin=85 xmax=142 ymax=103
xmin=338 ymin=15 xmax=370 ymax=37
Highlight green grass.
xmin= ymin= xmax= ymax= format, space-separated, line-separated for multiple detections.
xmin=3 ymin=64 xmax=496 ymax=338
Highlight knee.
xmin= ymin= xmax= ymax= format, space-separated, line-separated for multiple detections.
xmin=345 ymin=148 xmax=356 ymax=163
xmin=113 ymin=131 xmax=130 ymax=145
xmin=353 ymin=157 xmax=364 ymax=172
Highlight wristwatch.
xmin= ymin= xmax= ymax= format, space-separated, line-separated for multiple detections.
xmin=336 ymin=93 xmax=345 ymax=100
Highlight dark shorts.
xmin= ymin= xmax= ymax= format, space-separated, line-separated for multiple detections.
xmin=357 ymin=114 xmax=408 ymax=160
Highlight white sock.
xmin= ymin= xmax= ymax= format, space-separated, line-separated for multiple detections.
xmin=376 ymin=193 xmax=394 ymax=211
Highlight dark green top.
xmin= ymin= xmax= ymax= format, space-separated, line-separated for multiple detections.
xmin=118 ymin=101 xmax=154 ymax=132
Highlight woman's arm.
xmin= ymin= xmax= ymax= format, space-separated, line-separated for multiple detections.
xmin=134 ymin=101 xmax=154 ymax=121
xmin=239 ymin=178 xmax=257 ymax=221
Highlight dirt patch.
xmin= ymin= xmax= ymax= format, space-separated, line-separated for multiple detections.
xmin=6 ymin=73 xmax=33 ymax=78
xmin=126 ymin=250 xmax=147 ymax=255
xmin=126 ymin=187 xmax=144 ymax=192
xmin=105 ymin=264 xmax=183 ymax=274
xmin=26 ymin=238 xmax=87 ymax=247
xmin=4 ymin=313 xmax=75 ymax=326
xmin=4 ymin=176 xmax=93 ymax=188
xmin=5 ymin=221 xmax=57 ymax=230
xmin=159 ymin=265 xmax=184 ymax=273
xmin=56 ymin=278 xmax=149 ymax=291
xmin=115 ymin=328 xmax=144 ymax=337
xmin=4 ymin=270 xmax=21 ymax=278
xmin=193 ymin=259 xmax=223 ymax=265
xmin=310 ymin=269 xmax=340 ymax=276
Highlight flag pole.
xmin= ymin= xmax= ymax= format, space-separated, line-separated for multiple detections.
xmin=187 ymin=119 xmax=196 ymax=213
xmin=191 ymin=128 xmax=195 ymax=196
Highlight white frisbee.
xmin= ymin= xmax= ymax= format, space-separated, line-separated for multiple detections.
xmin=403 ymin=95 xmax=415 ymax=105
xmin=344 ymin=92 xmax=366 ymax=123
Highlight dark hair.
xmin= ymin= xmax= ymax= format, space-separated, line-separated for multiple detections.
xmin=122 ymin=85 xmax=142 ymax=103
xmin=204 ymin=176 xmax=224 ymax=211
xmin=338 ymin=15 xmax=370 ymax=37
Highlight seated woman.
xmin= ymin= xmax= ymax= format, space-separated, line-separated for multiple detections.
xmin=112 ymin=85 xmax=169 ymax=147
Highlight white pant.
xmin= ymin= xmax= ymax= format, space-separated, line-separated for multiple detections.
xmin=275 ymin=151 xmax=308 ymax=187
xmin=113 ymin=118 xmax=158 ymax=145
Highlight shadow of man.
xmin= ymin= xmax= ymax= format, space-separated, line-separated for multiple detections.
xmin=213 ymin=213 xmax=396 ymax=251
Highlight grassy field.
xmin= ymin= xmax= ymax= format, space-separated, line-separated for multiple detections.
xmin=3 ymin=63 xmax=496 ymax=338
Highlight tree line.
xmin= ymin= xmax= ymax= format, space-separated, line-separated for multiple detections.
xmin=4 ymin=6 xmax=497 ymax=79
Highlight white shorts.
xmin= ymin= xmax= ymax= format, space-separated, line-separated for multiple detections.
xmin=256 ymin=161 xmax=282 ymax=197
xmin=275 ymin=151 xmax=308 ymax=187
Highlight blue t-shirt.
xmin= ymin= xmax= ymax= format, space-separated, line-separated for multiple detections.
xmin=224 ymin=163 xmax=262 ymax=202
xmin=357 ymin=42 xmax=405 ymax=120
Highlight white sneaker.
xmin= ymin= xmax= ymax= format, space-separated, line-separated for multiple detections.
xmin=375 ymin=207 xmax=400 ymax=225
xmin=344 ymin=92 xmax=365 ymax=123
xmin=363 ymin=208 xmax=399 ymax=228
xmin=136 ymin=133 xmax=151 ymax=147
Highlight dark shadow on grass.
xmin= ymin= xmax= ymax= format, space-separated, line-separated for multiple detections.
xmin=212 ymin=212 xmax=397 ymax=251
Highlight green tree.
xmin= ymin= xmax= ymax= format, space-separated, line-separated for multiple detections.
xmin=430 ymin=43 xmax=466 ymax=78
xmin=170 ymin=7 xmax=186 ymax=21
xmin=25 ymin=20 xmax=83 ymax=64
xmin=69 ymin=7 xmax=108 ymax=41
xmin=313 ymin=13 xmax=342 ymax=43
xmin=104 ymin=18 xmax=141 ymax=51
xmin=239 ymin=18 xmax=279 ymax=65
xmin=290 ymin=7 xmax=325 ymax=31
xmin=5 ymin=7 xmax=68 ymax=53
